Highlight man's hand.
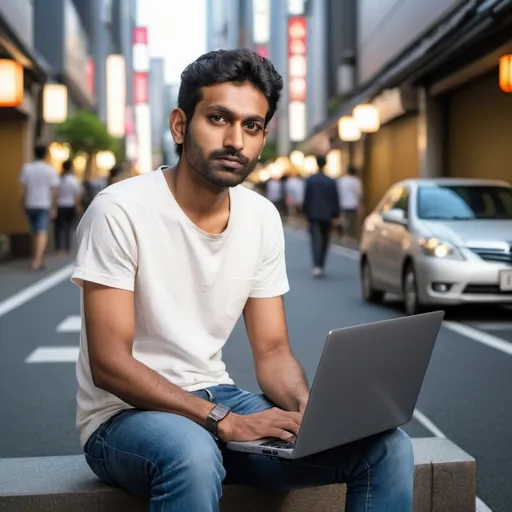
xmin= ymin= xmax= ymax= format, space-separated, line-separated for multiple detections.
xmin=217 ymin=408 xmax=302 ymax=443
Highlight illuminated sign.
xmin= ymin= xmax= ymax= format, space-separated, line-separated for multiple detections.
xmin=288 ymin=16 xmax=307 ymax=141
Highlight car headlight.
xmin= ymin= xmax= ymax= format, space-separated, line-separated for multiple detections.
xmin=418 ymin=238 xmax=465 ymax=260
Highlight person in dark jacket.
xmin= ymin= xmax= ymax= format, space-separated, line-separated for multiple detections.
xmin=302 ymin=156 xmax=340 ymax=277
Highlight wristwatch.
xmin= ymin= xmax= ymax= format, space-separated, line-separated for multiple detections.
xmin=206 ymin=404 xmax=231 ymax=437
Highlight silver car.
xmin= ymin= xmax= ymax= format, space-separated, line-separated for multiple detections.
xmin=359 ymin=178 xmax=512 ymax=315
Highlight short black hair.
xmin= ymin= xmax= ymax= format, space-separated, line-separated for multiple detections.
xmin=348 ymin=166 xmax=356 ymax=176
xmin=34 ymin=145 xmax=47 ymax=160
xmin=175 ymin=48 xmax=283 ymax=156
xmin=316 ymin=155 xmax=327 ymax=169
xmin=62 ymin=159 xmax=73 ymax=172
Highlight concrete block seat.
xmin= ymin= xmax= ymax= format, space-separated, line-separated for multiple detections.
xmin=0 ymin=438 xmax=476 ymax=512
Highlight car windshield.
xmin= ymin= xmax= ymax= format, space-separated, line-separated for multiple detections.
xmin=417 ymin=185 xmax=512 ymax=220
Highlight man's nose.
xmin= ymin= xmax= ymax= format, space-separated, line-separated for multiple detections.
xmin=223 ymin=124 xmax=244 ymax=152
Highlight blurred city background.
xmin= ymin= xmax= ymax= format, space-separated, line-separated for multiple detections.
xmin=1 ymin=0 xmax=512 ymax=511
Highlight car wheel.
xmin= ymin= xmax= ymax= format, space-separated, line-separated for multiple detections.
xmin=361 ymin=259 xmax=385 ymax=303
xmin=403 ymin=264 xmax=423 ymax=315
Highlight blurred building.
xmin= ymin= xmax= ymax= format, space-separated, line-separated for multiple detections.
xmin=149 ymin=57 xmax=165 ymax=168
xmin=0 ymin=0 xmax=50 ymax=251
xmin=0 ymin=0 xmax=137 ymax=259
xmin=299 ymin=0 xmax=512 ymax=212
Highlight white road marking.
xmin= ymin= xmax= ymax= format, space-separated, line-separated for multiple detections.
xmin=56 ymin=315 xmax=81 ymax=333
xmin=476 ymin=497 xmax=494 ymax=512
xmin=443 ymin=321 xmax=512 ymax=356
xmin=25 ymin=346 xmax=79 ymax=363
xmin=331 ymin=245 xmax=360 ymax=261
xmin=412 ymin=409 xmax=447 ymax=438
xmin=0 ymin=264 xmax=74 ymax=319
xmin=473 ymin=322 xmax=512 ymax=331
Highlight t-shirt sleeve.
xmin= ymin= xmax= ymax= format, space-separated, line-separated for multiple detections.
xmin=249 ymin=205 xmax=290 ymax=299
xmin=71 ymin=194 xmax=137 ymax=291
xmin=19 ymin=166 xmax=28 ymax=185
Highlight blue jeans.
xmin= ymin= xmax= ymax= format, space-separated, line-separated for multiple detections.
xmin=84 ymin=385 xmax=414 ymax=511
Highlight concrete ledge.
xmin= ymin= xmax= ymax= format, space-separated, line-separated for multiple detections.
xmin=0 ymin=438 xmax=475 ymax=512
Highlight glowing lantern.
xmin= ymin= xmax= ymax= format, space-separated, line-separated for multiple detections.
xmin=353 ymin=104 xmax=380 ymax=132
xmin=499 ymin=55 xmax=512 ymax=92
xmin=0 ymin=59 xmax=23 ymax=107
xmin=338 ymin=116 xmax=361 ymax=142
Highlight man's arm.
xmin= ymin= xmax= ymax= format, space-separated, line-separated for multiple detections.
xmin=83 ymin=281 xmax=215 ymax=426
xmin=244 ymin=296 xmax=310 ymax=413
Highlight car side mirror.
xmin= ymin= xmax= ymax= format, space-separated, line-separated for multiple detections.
xmin=382 ymin=208 xmax=407 ymax=225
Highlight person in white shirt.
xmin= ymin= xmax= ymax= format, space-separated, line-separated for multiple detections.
xmin=54 ymin=159 xmax=82 ymax=255
xmin=73 ymin=49 xmax=413 ymax=512
xmin=19 ymin=145 xmax=59 ymax=270
xmin=337 ymin=166 xmax=364 ymax=241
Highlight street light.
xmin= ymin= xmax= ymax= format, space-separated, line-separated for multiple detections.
xmin=0 ymin=59 xmax=23 ymax=107
xmin=290 ymin=150 xmax=305 ymax=167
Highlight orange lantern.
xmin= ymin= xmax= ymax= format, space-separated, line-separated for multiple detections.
xmin=499 ymin=54 xmax=512 ymax=92
xmin=0 ymin=59 xmax=23 ymax=107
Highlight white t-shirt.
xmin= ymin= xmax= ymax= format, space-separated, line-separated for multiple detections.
xmin=266 ymin=178 xmax=284 ymax=202
xmin=337 ymin=175 xmax=363 ymax=210
xmin=58 ymin=174 xmax=81 ymax=207
xmin=19 ymin=160 xmax=60 ymax=209
xmin=71 ymin=168 xmax=290 ymax=448
xmin=285 ymin=177 xmax=305 ymax=205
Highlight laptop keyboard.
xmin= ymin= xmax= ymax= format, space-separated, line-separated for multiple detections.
xmin=261 ymin=440 xmax=295 ymax=449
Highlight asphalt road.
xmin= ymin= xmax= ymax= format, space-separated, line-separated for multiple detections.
xmin=1 ymin=229 xmax=511 ymax=511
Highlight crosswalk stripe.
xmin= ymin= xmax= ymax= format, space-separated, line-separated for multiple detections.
xmin=25 ymin=347 xmax=79 ymax=363
xmin=56 ymin=315 xmax=81 ymax=333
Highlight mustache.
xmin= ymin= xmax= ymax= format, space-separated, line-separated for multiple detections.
xmin=209 ymin=149 xmax=249 ymax=165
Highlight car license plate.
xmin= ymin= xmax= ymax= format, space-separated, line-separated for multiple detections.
xmin=499 ymin=270 xmax=512 ymax=291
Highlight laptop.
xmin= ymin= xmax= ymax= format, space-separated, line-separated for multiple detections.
xmin=226 ymin=310 xmax=444 ymax=459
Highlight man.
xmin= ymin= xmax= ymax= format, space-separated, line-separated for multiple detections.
xmin=302 ymin=156 xmax=340 ymax=277
xmin=72 ymin=49 xmax=413 ymax=512
xmin=337 ymin=166 xmax=364 ymax=242
xmin=19 ymin=144 xmax=59 ymax=270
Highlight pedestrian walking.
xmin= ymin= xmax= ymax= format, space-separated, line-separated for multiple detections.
xmin=19 ymin=144 xmax=59 ymax=270
xmin=337 ymin=166 xmax=364 ymax=243
xmin=302 ymin=156 xmax=340 ymax=277
xmin=54 ymin=159 xmax=82 ymax=255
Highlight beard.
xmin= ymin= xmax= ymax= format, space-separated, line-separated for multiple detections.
xmin=183 ymin=130 xmax=259 ymax=188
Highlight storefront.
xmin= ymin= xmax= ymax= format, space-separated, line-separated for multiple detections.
xmin=363 ymin=114 xmax=419 ymax=212
xmin=443 ymin=71 xmax=512 ymax=182
xmin=0 ymin=1 xmax=49 ymax=257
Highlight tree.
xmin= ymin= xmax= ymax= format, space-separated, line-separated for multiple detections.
xmin=55 ymin=110 xmax=115 ymax=179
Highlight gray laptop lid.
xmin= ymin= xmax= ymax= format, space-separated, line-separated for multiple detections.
xmin=292 ymin=311 xmax=444 ymax=459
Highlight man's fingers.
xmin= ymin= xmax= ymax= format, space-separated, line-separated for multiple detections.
xmin=269 ymin=428 xmax=297 ymax=442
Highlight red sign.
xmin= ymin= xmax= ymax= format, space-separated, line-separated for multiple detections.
xmin=132 ymin=27 xmax=148 ymax=45
xmin=254 ymin=45 xmax=269 ymax=59
xmin=288 ymin=17 xmax=307 ymax=102
xmin=134 ymin=72 xmax=148 ymax=104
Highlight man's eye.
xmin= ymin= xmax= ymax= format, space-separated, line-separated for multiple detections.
xmin=210 ymin=115 xmax=225 ymax=123
xmin=246 ymin=122 xmax=263 ymax=132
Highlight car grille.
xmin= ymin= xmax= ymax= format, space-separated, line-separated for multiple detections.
xmin=463 ymin=284 xmax=512 ymax=295
xmin=469 ymin=247 xmax=512 ymax=265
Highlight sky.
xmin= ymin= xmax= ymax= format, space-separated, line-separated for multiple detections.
xmin=137 ymin=0 xmax=207 ymax=84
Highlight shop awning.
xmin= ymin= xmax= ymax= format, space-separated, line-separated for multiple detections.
xmin=297 ymin=0 xmax=512 ymax=154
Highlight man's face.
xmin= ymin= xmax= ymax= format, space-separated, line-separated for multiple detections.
xmin=173 ymin=82 xmax=268 ymax=188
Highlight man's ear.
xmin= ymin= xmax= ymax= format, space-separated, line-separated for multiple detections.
xmin=170 ymin=108 xmax=187 ymax=145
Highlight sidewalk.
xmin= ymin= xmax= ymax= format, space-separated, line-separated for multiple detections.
xmin=0 ymin=253 xmax=75 ymax=303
